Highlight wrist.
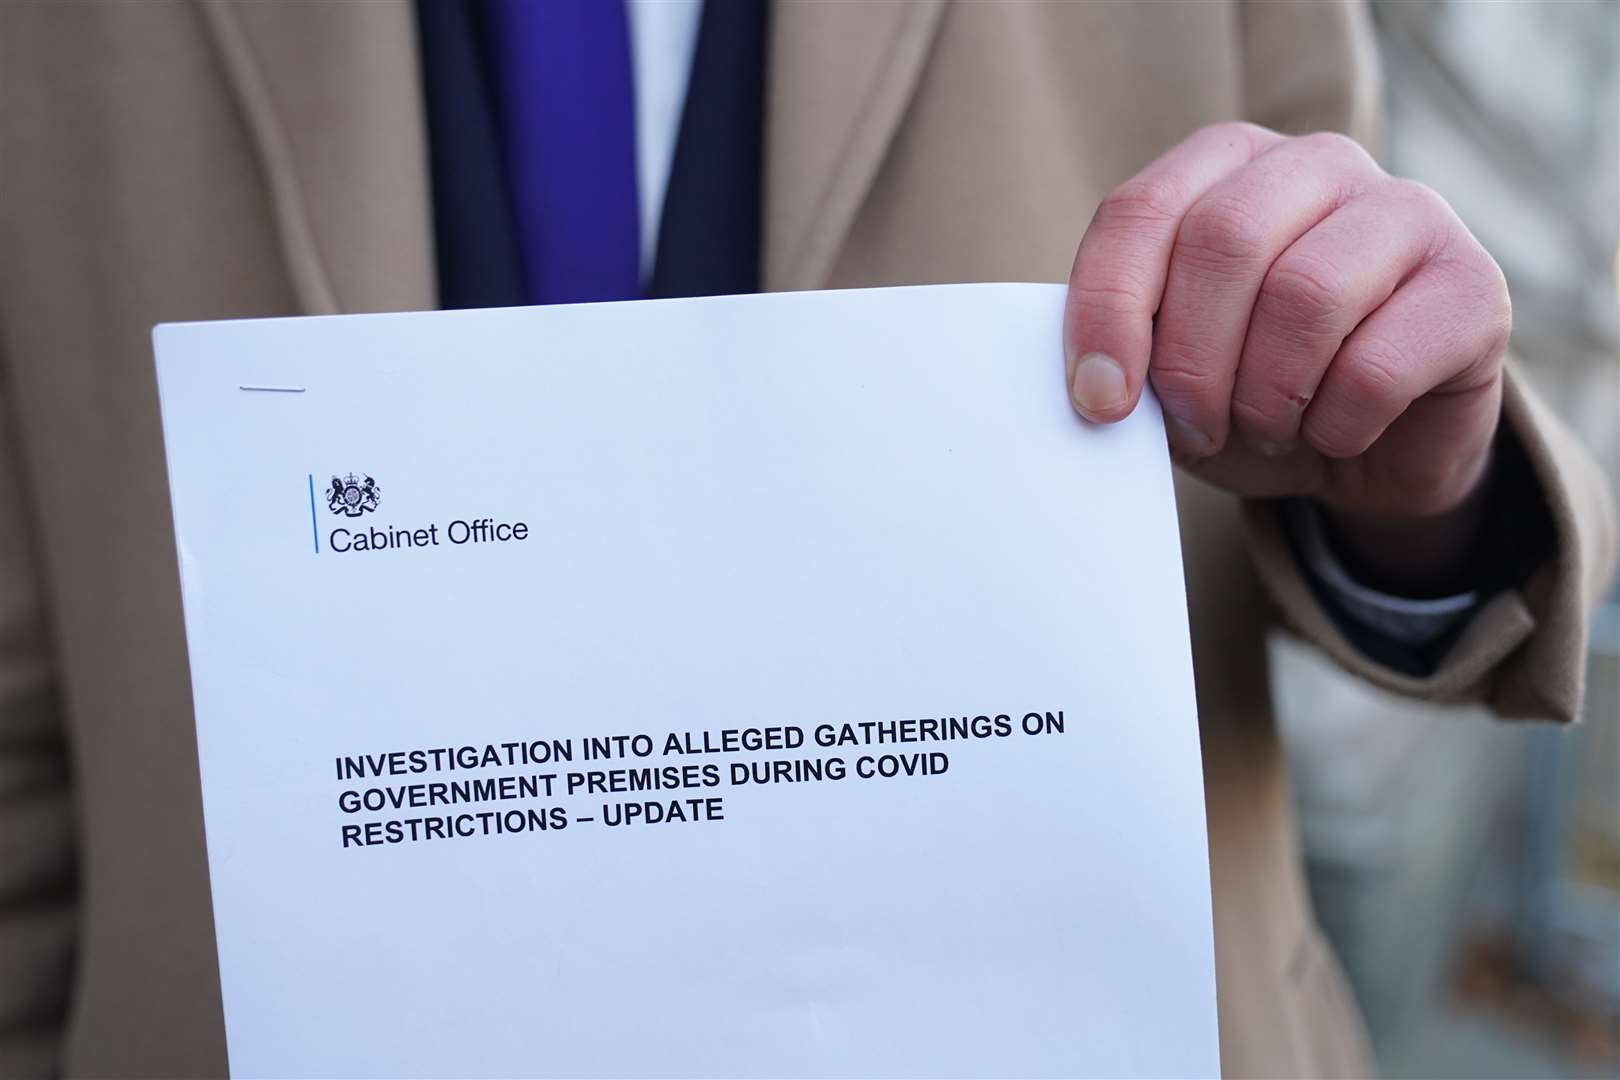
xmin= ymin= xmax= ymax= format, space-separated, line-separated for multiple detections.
xmin=1317 ymin=449 xmax=1496 ymax=597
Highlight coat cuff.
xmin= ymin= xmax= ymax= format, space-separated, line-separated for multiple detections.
xmin=1243 ymin=365 xmax=1619 ymax=723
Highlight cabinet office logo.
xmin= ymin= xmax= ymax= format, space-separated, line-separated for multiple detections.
xmin=327 ymin=473 xmax=381 ymax=517
xmin=307 ymin=471 xmax=528 ymax=556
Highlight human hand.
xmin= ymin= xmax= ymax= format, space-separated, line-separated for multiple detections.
xmin=1063 ymin=123 xmax=1511 ymax=590
xmin=1062 ymin=121 xmax=1503 ymax=514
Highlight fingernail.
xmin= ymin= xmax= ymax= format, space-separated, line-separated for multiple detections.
xmin=1165 ymin=415 xmax=1214 ymax=459
xmin=1070 ymin=353 xmax=1128 ymax=417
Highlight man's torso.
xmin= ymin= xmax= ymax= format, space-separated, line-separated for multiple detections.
xmin=0 ymin=2 xmax=1376 ymax=1075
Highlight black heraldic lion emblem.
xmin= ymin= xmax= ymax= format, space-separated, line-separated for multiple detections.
xmin=327 ymin=473 xmax=381 ymax=517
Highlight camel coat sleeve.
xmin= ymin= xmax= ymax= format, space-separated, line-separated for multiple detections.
xmin=1247 ymin=370 xmax=1619 ymax=722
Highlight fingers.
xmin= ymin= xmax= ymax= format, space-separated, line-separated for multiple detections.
xmin=1064 ymin=122 xmax=1282 ymax=422
xmin=1301 ymin=242 xmax=1511 ymax=510
xmin=1065 ymin=122 xmax=1505 ymax=516
xmin=1227 ymin=179 xmax=1452 ymax=456
xmin=1149 ymin=132 xmax=1382 ymax=456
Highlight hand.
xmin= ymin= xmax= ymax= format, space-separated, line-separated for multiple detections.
xmin=1064 ymin=123 xmax=1511 ymax=592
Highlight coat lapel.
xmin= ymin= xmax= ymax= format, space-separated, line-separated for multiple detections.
xmin=200 ymin=0 xmax=942 ymax=306
xmin=762 ymin=0 xmax=948 ymax=292
xmin=195 ymin=0 xmax=436 ymax=315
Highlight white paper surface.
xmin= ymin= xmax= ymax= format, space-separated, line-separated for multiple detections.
xmin=153 ymin=284 xmax=1217 ymax=1078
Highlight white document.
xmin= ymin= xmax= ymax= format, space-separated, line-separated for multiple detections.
xmin=154 ymin=284 xmax=1217 ymax=1078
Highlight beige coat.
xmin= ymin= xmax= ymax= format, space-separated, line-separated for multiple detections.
xmin=0 ymin=2 xmax=1613 ymax=1076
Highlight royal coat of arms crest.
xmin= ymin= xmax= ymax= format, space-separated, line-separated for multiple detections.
xmin=327 ymin=473 xmax=381 ymax=517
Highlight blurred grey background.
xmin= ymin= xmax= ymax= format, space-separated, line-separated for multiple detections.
xmin=1278 ymin=2 xmax=1620 ymax=1076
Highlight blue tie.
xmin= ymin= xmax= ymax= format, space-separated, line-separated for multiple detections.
xmin=481 ymin=0 xmax=642 ymax=305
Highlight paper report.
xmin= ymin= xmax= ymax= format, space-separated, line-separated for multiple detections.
xmin=154 ymin=284 xmax=1218 ymax=1078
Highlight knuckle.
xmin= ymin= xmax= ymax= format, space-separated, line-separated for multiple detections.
xmin=1198 ymin=120 xmax=1275 ymax=146
xmin=1445 ymin=233 xmax=1509 ymax=297
xmin=1468 ymin=260 xmax=1513 ymax=362
xmin=1177 ymin=195 xmax=1271 ymax=266
xmin=1261 ymin=253 xmax=1351 ymax=334
xmin=1485 ymin=252 xmax=1511 ymax=309
xmin=1387 ymin=178 xmax=1458 ymax=250
xmin=1148 ymin=339 xmax=1225 ymax=399
xmin=1230 ymin=391 xmax=1298 ymax=434
xmin=1302 ymin=409 xmax=1372 ymax=459
xmin=1461 ymin=297 xmax=1512 ymax=390
xmin=1071 ymin=277 xmax=1154 ymax=320
xmin=1387 ymin=176 xmax=1448 ymax=216
xmin=1301 ymin=130 xmax=1375 ymax=169
xmin=1426 ymin=242 xmax=1513 ymax=377
xmin=1339 ymin=334 xmax=1410 ymax=408
xmin=1466 ymin=241 xmax=1512 ymax=319
xmin=1096 ymin=175 xmax=1186 ymax=231
xmin=1486 ymin=271 xmax=1513 ymax=351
